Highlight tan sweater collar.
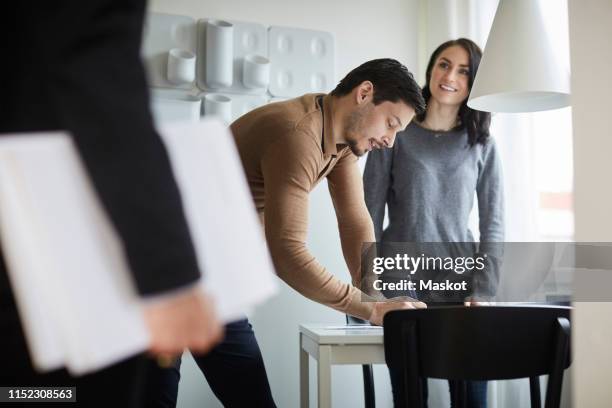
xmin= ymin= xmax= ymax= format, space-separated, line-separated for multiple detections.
xmin=320 ymin=94 xmax=338 ymax=157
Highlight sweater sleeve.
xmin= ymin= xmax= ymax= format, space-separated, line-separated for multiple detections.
xmin=261 ymin=133 xmax=375 ymax=320
xmin=326 ymin=150 xmax=377 ymax=300
xmin=474 ymin=138 xmax=505 ymax=296
xmin=477 ymin=138 xmax=505 ymax=245
xmin=363 ymin=146 xmax=394 ymax=242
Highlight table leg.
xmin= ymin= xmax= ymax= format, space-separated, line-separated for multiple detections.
xmin=300 ymin=334 xmax=310 ymax=408
xmin=318 ymin=345 xmax=332 ymax=408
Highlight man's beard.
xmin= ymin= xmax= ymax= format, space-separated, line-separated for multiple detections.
xmin=343 ymin=104 xmax=371 ymax=157
xmin=346 ymin=140 xmax=362 ymax=156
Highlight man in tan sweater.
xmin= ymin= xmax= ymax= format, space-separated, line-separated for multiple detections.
xmin=151 ymin=59 xmax=428 ymax=408
xmin=231 ymin=59 xmax=427 ymax=324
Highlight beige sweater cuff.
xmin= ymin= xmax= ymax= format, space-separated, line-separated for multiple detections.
xmin=345 ymin=286 xmax=377 ymax=321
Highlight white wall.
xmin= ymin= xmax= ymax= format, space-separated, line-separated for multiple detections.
xmin=568 ymin=1 xmax=612 ymax=407
xmin=147 ymin=1 xmax=420 ymax=407
xmin=149 ymin=0 xmax=419 ymax=83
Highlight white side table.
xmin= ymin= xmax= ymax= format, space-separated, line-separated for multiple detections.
xmin=299 ymin=324 xmax=385 ymax=408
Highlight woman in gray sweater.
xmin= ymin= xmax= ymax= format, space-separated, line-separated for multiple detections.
xmin=364 ymin=38 xmax=504 ymax=407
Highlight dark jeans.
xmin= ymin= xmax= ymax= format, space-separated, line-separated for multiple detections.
xmin=448 ymin=380 xmax=487 ymax=408
xmin=145 ymin=318 xmax=276 ymax=408
xmin=0 ymin=262 xmax=148 ymax=408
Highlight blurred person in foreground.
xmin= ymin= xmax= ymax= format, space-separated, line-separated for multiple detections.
xmin=0 ymin=1 xmax=222 ymax=406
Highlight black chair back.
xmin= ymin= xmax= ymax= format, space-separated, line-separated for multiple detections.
xmin=384 ymin=306 xmax=571 ymax=408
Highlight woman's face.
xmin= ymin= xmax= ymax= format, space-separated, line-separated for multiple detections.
xmin=428 ymin=45 xmax=471 ymax=108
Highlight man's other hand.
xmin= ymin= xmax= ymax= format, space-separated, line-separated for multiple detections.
xmin=368 ymin=297 xmax=427 ymax=326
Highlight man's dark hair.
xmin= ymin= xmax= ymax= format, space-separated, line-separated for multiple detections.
xmin=330 ymin=58 xmax=426 ymax=115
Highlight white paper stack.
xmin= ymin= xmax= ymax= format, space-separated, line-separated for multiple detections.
xmin=0 ymin=119 xmax=276 ymax=376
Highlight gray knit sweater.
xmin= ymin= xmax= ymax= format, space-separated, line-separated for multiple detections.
xmin=363 ymin=121 xmax=504 ymax=251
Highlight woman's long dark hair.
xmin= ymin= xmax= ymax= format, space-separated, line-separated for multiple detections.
xmin=417 ymin=38 xmax=491 ymax=146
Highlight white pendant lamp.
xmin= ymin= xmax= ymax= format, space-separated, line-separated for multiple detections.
xmin=467 ymin=0 xmax=570 ymax=113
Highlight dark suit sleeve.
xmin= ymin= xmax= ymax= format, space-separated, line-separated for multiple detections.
xmin=43 ymin=0 xmax=201 ymax=295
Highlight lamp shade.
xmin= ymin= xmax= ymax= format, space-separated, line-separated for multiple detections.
xmin=467 ymin=0 xmax=570 ymax=113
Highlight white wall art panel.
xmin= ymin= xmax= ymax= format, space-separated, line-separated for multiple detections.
xmin=142 ymin=13 xmax=197 ymax=89
xmin=150 ymin=89 xmax=201 ymax=126
xmin=268 ymin=26 xmax=335 ymax=97
xmin=200 ymin=93 xmax=268 ymax=124
xmin=197 ymin=19 xmax=268 ymax=95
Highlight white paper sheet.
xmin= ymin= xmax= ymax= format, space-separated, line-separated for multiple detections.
xmin=0 ymin=119 xmax=276 ymax=375
xmin=158 ymin=120 xmax=277 ymax=321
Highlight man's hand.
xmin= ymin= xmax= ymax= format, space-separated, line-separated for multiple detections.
xmin=143 ymin=287 xmax=223 ymax=359
xmin=368 ymin=297 xmax=427 ymax=326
